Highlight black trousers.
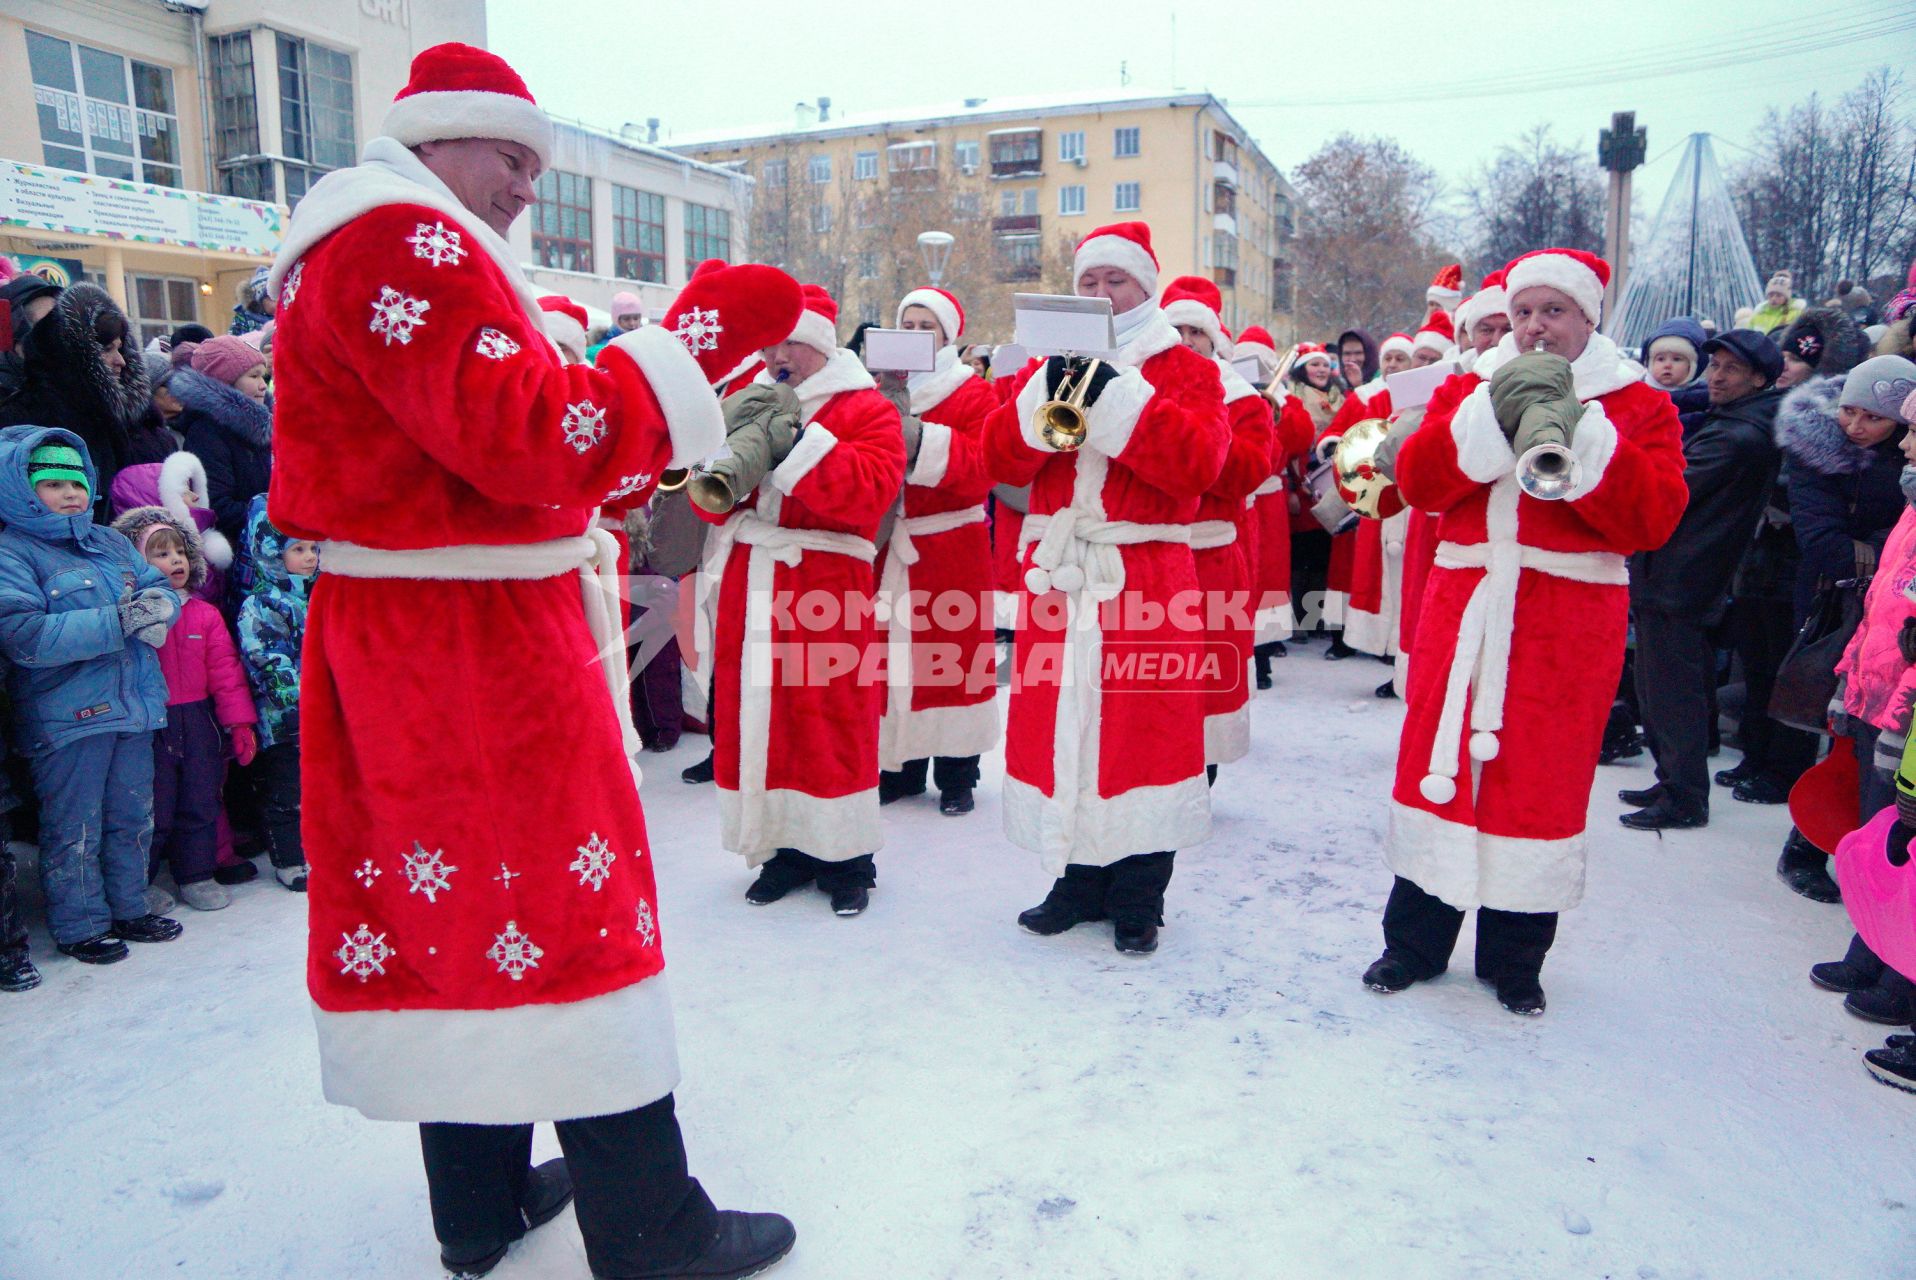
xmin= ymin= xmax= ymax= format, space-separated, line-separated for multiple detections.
xmin=253 ymin=739 xmax=304 ymax=870
xmin=758 ymin=847 xmax=877 ymax=891
xmin=0 ymin=816 xmax=23 ymax=964
xmin=1731 ymin=596 xmax=1817 ymax=785
xmin=884 ymin=755 xmax=980 ymax=793
xmin=1381 ymin=876 xmax=1558 ymax=984
xmin=418 ymin=1093 xmax=717 ymax=1279
xmin=1291 ymin=528 xmax=1331 ymax=632
xmin=1046 ymin=850 xmax=1176 ymax=927
xmin=1633 ymin=607 xmax=1716 ymax=809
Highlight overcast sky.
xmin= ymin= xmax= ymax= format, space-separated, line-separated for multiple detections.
xmin=490 ymin=0 xmax=1915 ymax=214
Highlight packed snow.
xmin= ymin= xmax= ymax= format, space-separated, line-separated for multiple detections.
xmin=3 ymin=650 xmax=1910 ymax=1279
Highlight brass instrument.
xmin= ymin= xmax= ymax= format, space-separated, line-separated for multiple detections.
xmin=656 ymin=467 xmax=691 ymax=493
xmin=1512 ymin=343 xmax=1580 ymax=501
xmin=685 ymin=470 xmax=740 ymax=515
xmin=1033 ymin=357 xmax=1105 ymax=451
xmin=1330 ymin=415 xmax=1398 ymax=518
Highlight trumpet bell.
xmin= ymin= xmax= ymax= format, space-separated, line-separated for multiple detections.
xmin=1032 ymin=357 xmax=1104 ymax=453
xmin=656 ymin=467 xmax=691 ymax=493
xmin=1516 ymin=441 xmax=1581 ymax=501
xmin=687 ymin=470 xmax=738 ymax=515
xmin=1330 ymin=416 xmax=1400 ymax=519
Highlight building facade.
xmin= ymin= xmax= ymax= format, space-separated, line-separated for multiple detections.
xmin=669 ymin=91 xmax=1300 ymax=344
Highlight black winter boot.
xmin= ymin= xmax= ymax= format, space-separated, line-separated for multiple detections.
xmin=1105 ymin=851 xmax=1174 ymax=954
xmin=1778 ymin=829 xmax=1841 ymax=903
xmin=622 ymin=1209 xmax=796 ymax=1279
xmin=1617 ymin=782 xmax=1664 ymax=807
xmin=744 ymin=851 xmax=817 ymax=905
xmin=938 ymin=788 xmax=974 ymax=816
xmin=111 ymin=914 xmax=183 ymax=943
xmin=1864 ymin=1042 xmax=1916 ymax=1093
xmin=1018 ymin=866 xmax=1108 ymax=935
xmin=681 ymin=753 xmax=715 ymax=785
xmin=0 ymin=951 xmax=42 ymax=991
xmin=1846 ymin=972 xmax=1916 ymax=1025
xmin=1362 ymin=953 xmax=1420 ymax=993
xmin=56 ymin=933 xmax=128 ymax=964
xmin=1618 ymin=793 xmax=1708 ymax=830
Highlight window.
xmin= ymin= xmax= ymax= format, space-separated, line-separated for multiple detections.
xmin=999 ymin=188 xmax=1039 ymax=217
xmin=854 ymin=151 xmax=878 ymax=181
xmin=532 ymin=170 xmax=593 ymax=272
xmin=954 ymin=140 xmax=980 ymax=172
xmin=1213 ymin=183 xmax=1236 ymax=217
xmin=852 ymin=196 xmax=878 ymax=230
xmin=277 ymin=33 xmax=355 ymax=203
xmin=994 ymin=233 xmax=1042 ymax=282
xmin=1212 ymin=129 xmax=1238 ymax=164
xmin=1058 ymin=184 xmax=1085 ymax=216
xmin=612 ymin=185 xmax=666 ymax=282
xmin=953 ymin=192 xmax=983 ymax=220
xmin=856 ymin=252 xmax=879 ymax=280
xmin=1114 ymin=180 xmax=1141 ymax=213
xmin=1272 ymin=258 xmax=1295 ymax=311
xmin=208 ymin=33 xmax=265 ymax=199
xmin=127 ymin=274 xmax=200 ymax=349
xmin=684 ymin=203 xmax=731 ymax=264
xmin=808 ymin=154 xmax=832 ymax=184
xmin=1212 ymin=231 xmax=1238 ymax=286
xmin=987 ymin=129 xmax=1042 ymax=178
xmin=811 ymin=204 xmax=833 ymax=233
xmin=763 ymin=158 xmax=788 ymax=187
xmin=1274 ymin=194 xmax=1295 ymax=237
xmin=1059 ymin=130 xmax=1085 ymax=163
xmin=887 ymin=141 xmax=936 ymax=172
xmin=1114 ymin=126 xmax=1140 ymax=158
xmin=26 ymin=30 xmax=182 ymax=186
xmin=859 ymin=301 xmax=881 ymax=326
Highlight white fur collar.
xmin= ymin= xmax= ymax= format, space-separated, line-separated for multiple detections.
xmin=907 ymin=346 xmax=975 ymax=415
xmin=270 ymin=136 xmax=545 ymax=329
xmin=1473 ymin=331 xmax=1643 ymax=400
xmin=758 ymin=348 xmax=875 ymax=423
xmin=1115 ymin=307 xmax=1181 ymax=367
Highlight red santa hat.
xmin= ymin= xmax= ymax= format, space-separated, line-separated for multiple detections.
xmin=895 ymin=287 xmax=964 ymax=345
xmin=788 ymin=283 xmax=840 ymax=356
xmin=1160 ymin=275 xmax=1231 ymax=356
xmin=1379 ymin=332 xmax=1415 ymax=361
xmin=1235 ymin=325 xmax=1280 ymax=369
xmin=1072 ymin=221 xmax=1160 ymax=296
xmin=1426 ymin=264 xmax=1464 ymax=310
xmin=382 ymin=43 xmax=554 ymax=170
xmin=537 ymin=294 xmax=589 ymax=361
xmin=1503 ymin=248 xmax=1611 ymax=325
xmin=1293 ymin=340 xmax=1333 ymax=371
xmin=1412 ymin=308 xmax=1454 ymax=358
xmin=1454 ymin=268 xmax=1509 ymax=334
xmin=657 ymin=260 xmax=804 ymax=388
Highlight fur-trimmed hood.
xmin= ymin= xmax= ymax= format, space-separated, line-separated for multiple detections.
xmin=168 ymin=366 xmax=271 ymax=450
xmin=110 ymin=505 xmax=207 ymax=591
xmin=105 ymin=452 xmax=235 ymax=570
xmin=23 ymin=284 xmax=149 ymax=424
xmin=1778 ymin=375 xmax=1902 ymax=476
xmin=1778 ymin=306 xmax=1871 ymax=378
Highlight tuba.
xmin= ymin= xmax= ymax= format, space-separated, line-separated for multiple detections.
xmin=1032 ymin=357 xmax=1105 ymax=451
xmin=1329 ymin=415 xmax=1399 ymax=519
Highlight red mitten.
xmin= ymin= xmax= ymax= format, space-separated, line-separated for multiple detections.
xmin=230 ymin=724 xmax=258 ymax=767
xmin=661 ymin=263 xmax=803 ymax=385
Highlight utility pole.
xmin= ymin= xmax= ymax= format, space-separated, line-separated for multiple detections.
xmin=1598 ymin=111 xmax=1647 ymax=321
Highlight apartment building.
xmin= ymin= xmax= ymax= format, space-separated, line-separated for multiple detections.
xmin=669 ymin=90 xmax=1300 ymax=343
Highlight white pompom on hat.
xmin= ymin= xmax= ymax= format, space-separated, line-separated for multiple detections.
xmin=383 ymin=42 xmax=554 ymax=171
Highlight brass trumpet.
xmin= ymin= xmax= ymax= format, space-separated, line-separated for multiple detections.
xmin=656 ymin=467 xmax=691 ymax=493
xmin=1033 ymin=357 xmax=1105 ymax=452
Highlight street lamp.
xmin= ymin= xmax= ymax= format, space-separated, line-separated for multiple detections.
xmin=917 ymin=230 xmax=955 ymax=286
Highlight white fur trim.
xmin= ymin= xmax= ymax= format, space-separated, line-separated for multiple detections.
xmin=1253 ymin=599 xmax=1294 ymax=645
xmin=1506 ymin=254 xmax=1604 ymax=324
xmin=1450 ymin=387 xmax=1517 ymax=483
xmin=1456 ymin=285 xmax=1508 ymax=336
xmin=783 ymin=348 xmax=876 ymax=422
xmin=382 ymin=89 xmax=555 ymax=169
xmin=1016 ymin=369 xmax=1056 ymax=453
xmin=1380 ymin=334 xmax=1414 ymax=360
xmin=1387 ymin=800 xmax=1587 ymax=913
xmin=543 ymin=308 xmax=587 ymax=362
xmin=1562 ymin=401 xmax=1619 ymax=501
xmin=718 ymin=785 xmax=882 ymax=863
xmin=313 ymin=973 xmax=678 ymax=1123
xmin=1072 ymin=234 xmax=1159 ymax=296
xmin=770 ymin=423 xmax=838 ymax=493
xmin=1215 ymin=357 xmax=1257 ymax=405
xmin=1162 ymin=299 xmax=1228 ymax=358
xmin=1204 ymin=704 xmax=1250 ymax=765
xmin=1413 ymin=329 xmax=1450 ymax=358
xmin=201 ymin=528 xmax=234 ymax=571
xmin=790 ymin=308 xmax=839 ymax=356
xmin=896 ymin=289 xmax=962 ymax=345
xmin=879 ymin=698 xmax=999 ymax=770
xmin=1002 ymin=772 xmax=1210 ymax=873
xmin=605 ymin=326 xmax=726 ymax=469
xmin=906 ymin=348 xmax=975 ymax=415
xmin=156 ymin=451 xmax=231 ymax=568
xmin=1115 ymin=308 xmax=1182 ymax=365
xmin=1082 ymin=368 xmax=1156 ymax=457
xmin=909 ymin=421 xmax=953 ymax=487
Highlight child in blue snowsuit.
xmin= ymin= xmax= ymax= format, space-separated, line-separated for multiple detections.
xmin=236 ymin=494 xmax=315 ymax=891
xmin=0 ymin=428 xmax=183 ymax=964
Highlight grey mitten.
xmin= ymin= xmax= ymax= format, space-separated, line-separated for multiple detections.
xmin=900 ymin=415 xmax=924 ymax=470
xmin=118 ymin=587 xmax=177 ymax=639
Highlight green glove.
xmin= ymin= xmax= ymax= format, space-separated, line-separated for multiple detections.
xmin=1487 ymin=351 xmax=1574 ymax=442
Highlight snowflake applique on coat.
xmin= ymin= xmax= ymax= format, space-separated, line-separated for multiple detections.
xmin=487 ymin=921 xmax=544 ymax=981
xmin=604 ymin=473 xmax=652 ymax=504
xmin=635 ymin=898 xmax=657 ymax=947
xmin=408 ymin=220 xmax=468 ymax=268
xmin=562 ymin=400 xmax=608 ymax=453
xmin=402 ymin=843 xmax=457 ymax=903
xmin=336 ymin=924 xmax=395 ymax=981
xmin=570 ymin=833 xmax=617 ymax=891
xmin=672 ymin=307 xmax=722 ymax=354
xmin=370 ymin=287 xmax=430 ymax=346
xmin=354 ymin=858 xmax=382 ymax=888
xmin=280 ymin=261 xmax=304 ymax=310
xmin=475 ymin=328 xmax=520 ymax=361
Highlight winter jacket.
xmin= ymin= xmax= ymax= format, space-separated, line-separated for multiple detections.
xmin=1778 ymin=307 xmax=1872 ymax=381
xmin=1837 ymin=505 xmax=1916 ymax=734
xmin=1778 ymin=375 xmax=1907 ymax=623
xmin=108 ymin=506 xmax=254 ymax=729
xmin=173 ymin=367 xmax=272 ymax=547
xmin=107 ymin=453 xmax=235 ymax=603
xmin=235 ymin=495 xmax=308 ymax=749
xmin=1749 ymin=296 xmax=1806 ymax=336
xmin=1630 ymin=385 xmax=1785 ymax=619
xmin=0 ymin=285 xmax=148 ymax=521
xmin=0 ymin=426 xmax=178 ymax=755
xmin=229 ymin=305 xmax=273 ymax=336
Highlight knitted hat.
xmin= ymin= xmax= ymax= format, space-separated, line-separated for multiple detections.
xmin=1160 ymin=275 xmax=1229 ymax=356
xmin=1504 ymin=248 xmax=1612 ymax=325
xmin=1426 ymin=264 xmax=1464 ymax=310
xmin=383 ymin=43 xmax=554 ymax=170
xmin=1379 ymin=332 xmax=1415 ymax=361
xmin=537 ymin=294 xmax=589 ymax=361
xmin=1412 ymin=308 xmax=1454 ymax=357
xmin=189 ymin=334 xmax=264 ymax=386
xmin=1072 ymin=221 xmax=1159 ymax=296
xmin=609 ymin=290 xmax=644 ymax=321
xmin=1839 ymin=355 xmax=1916 ymax=424
xmin=788 ymin=284 xmax=840 ymax=356
xmin=28 ymin=443 xmax=88 ymax=491
xmin=1647 ymin=333 xmax=1700 ymax=366
xmin=895 ymin=287 xmax=965 ymax=345
xmin=1766 ymin=270 xmax=1794 ymax=298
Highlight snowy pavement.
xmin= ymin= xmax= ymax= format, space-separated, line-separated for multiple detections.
xmin=3 ymin=648 xmax=1910 ymax=1280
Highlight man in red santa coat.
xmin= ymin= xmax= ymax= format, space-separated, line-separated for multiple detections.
xmin=874 ymin=285 xmax=1000 ymax=816
xmin=267 ymin=43 xmax=800 ymax=1279
xmin=984 ymin=222 xmax=1229 ymax=954
xmin=1247 ymin=338 xmax=1323 ymax=685
xmin=1160 ymin=276 xmax=1274 ymax=774
xmin=699 ymin=285 xmax=905 ymax=917
xmin=1360 ymin=248 xmax=1687 ymax=1016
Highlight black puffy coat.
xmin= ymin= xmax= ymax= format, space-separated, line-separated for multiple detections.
xmin=172 ymin=368 xmax=272 ymax=546
xmin=1777 ymin=375 xmax=1907 ymax=624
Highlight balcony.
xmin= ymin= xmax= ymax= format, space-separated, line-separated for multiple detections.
xmin=992 ymin=214 xmax=1041 ymax=233
xmin=1213 ymin=211 xmax=1237 ymax=235
xmin=1211 ymin=266 xmax=1236 ymax=288
xmin=1213 ymin=158 xmax=1238 ymax=188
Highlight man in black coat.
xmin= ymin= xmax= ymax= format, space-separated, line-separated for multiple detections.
xmin=1623 ymin=329 xmax=1786 ymax=829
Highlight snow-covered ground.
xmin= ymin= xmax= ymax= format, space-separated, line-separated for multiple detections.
xmin=3 ymin=649 xmax=1910 ymax=1280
